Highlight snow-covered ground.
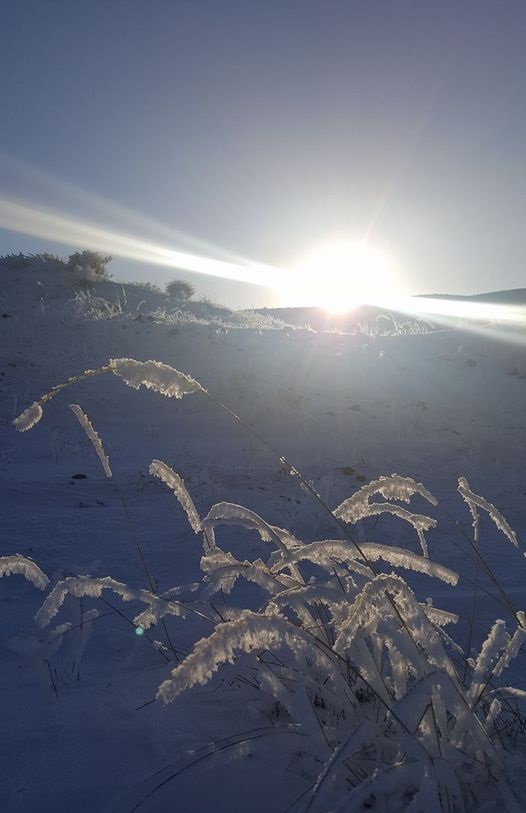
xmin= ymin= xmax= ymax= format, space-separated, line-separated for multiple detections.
xmin=1 ymin=264 xmax=526 ymax=811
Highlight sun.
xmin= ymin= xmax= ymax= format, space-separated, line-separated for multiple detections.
xmin=282 ymin=239 xmax=403 ymax=313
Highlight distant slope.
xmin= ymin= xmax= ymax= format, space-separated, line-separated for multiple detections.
xmin=254 ymin=304 xmax=431 ymax=332
xmin=256 ymin=288 xmax=526 ymax=331
xmin=416 ymin=288 xmax=526 ymax=304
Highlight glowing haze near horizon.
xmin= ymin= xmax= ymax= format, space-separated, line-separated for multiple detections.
xmin=4 ymin=193 xmax=526 ymax=332
xmin=2 ymin=2 xmax=526 ymax=309
xmin=0 ymin=193 xmax=407 ymax=311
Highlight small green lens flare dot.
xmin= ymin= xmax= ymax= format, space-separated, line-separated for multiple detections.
xmin=135 ymin=626 xmax=144 ymax=636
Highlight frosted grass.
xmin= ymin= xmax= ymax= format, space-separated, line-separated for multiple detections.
xmin=70 ymin=404 xmax=112 ymax=478
xmin=0 ymin=554 xmax=49 ymax=589
xmin=109 ymin=358 xmax=203 ymax=398
xmin=8 ymin=358 xmax=526 ymax=812
xmin=149 ymin=460 xmax=201 ymax=533
xmin=13 ymin=401 xmax=43 ymax=432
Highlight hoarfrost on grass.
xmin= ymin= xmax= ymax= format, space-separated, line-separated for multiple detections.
xmin=0 ymin=554 xmax=49 ymax=589
xmin=150 ymin=459 xmax=201 ymax=533
xmin=109 ymin=357 xmax=203 ymax=399
xmin=201 ymin=549 xmax=295 ymax=597
xmin=7 ymin=352 xmax=526 ymax=811
xmin=202 ymin=502 xmax=304 ymax=581
xmin=13 ymin=402 xmax=43 ymax=432
xmin=34 ymin=575 xmax=192 ymax=630
xmin=70 ymin=404 xmax=112 ymax=478
xmin=156 ymin=608 xmax=350 ymax=704
xmin=273 ymin=539 xmax=458 ymax=585
xmin=466 ymin=619 xmax=526 ymax=705
xmin=334 ymin=475 xmax=438 ymax=557
xmin=335 ymin=474 xmax=438 ymax=523
xmin=458 ymin=477 xmax=519 ymax=548
xmin=333 ymin=574 xmax=455 ymax=680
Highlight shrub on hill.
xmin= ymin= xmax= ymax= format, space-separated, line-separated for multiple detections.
xmin=165 ymin=278 xmax=195 ymax=301
xmin=67 ymin=250 xmax=112 ymax=285
xmin=0 ymin=252 xmax=31 ymax=269
xmin=0 ymin=252 xmax=66 ymax=271
xmin=123 ymin=279 xmax=162 ymax=294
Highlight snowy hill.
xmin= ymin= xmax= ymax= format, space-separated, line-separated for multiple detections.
xmin=1 ymin=259 xmax=526 ymax=811
xmin=258 ymin=288 xmax=526 ymax=332
xmin=418 ymin=287 xmax=526 ymax=304
xmin=2 ymin=262 xmax=525 ymax=481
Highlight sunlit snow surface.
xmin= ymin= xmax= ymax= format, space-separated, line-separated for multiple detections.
xmin=1 ymin=267 xmax=526 ymax=811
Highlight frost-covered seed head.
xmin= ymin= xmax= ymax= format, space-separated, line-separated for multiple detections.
xmin=13 ymin=402 xmax=43 ymax=432
xmin=0 ymin=554 xmax=49 ymax=589
xmin=109 ymin=358 xmax=203 ymax=398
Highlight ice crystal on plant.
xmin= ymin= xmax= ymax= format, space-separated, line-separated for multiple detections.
xmin=334 ymin=474 xmax=438 ymax=557
xmin=150 ymin=459 xmax=201 ymax=533
xmin=273 ymin=539 xmax=458 ymax=585
xmin=458 ymin=477 xmax=518 ymax=548
xmin=109 ymin=357 xmax=203 ymax=398
xmin=13 ymin=401 xmax=43 ymax=432
xmin=0 ymin=554 xmax=49 ymax=589
xmin=201 ymin=549 xmax=294 ymax=597
xmin=156 ymin=608 xmax=350 ymax=704
xmin=70 ymin=404 xmax=112 ymax=477
xmin=8 ymin=353 xmax=526 ymax=812
xmin=34 ymin=574 xmax=196 ymax=634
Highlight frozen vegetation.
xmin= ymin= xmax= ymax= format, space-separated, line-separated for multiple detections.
xmin=1 ymin=256 xmax=526 ymax=811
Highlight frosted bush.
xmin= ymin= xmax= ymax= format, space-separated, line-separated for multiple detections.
xmin=67 ymin=250 xmax=111 ymax=285
xmin=8 ymin=360 xmax=526 ymax=812
xmin=165 ymin=278 xmax=195 ymax=300
xmin=28 ymin=464 xmax=526 ymax=811
xmin=73 ymin=290 xmax=123 ymax=320
xmin=146 ymin=480 xmax=524 ymax=812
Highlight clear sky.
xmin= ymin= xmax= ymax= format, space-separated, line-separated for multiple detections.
xmin=1 ymin=1 xmax=525 ymax=308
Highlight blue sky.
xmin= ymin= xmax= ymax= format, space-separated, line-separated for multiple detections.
xmin=1 ymin=1 xmax=526 ymax=307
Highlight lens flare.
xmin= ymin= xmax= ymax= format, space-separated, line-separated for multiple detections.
xmin=397 ymin=295 xmax=526 ymax=340
xmin=0 ymin=197 xmax=283 ymax=289
xmin=3 ymin=192 xmax=526 ymax=341
xmin=280 ymin=239 xmax=405 ymax=312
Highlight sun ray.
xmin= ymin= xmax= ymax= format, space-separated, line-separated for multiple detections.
xmin=0 ymin=197 xmax=284 ymax=289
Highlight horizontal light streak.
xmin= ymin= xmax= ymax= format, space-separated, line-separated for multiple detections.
xmin=0 ymin=197 xmax=283 ymax=289
xmin=2 ymin=195 xmax=526 ymax=334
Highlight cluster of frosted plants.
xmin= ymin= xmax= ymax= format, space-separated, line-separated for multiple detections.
xmin=5 ymin=358 xmax=526 ymax=812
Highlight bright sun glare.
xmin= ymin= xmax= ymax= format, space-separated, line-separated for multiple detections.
xmin=285 ymin=240 xmax=403 ymax=313
xmin=0 ymin=197 xmax=411 ymax=315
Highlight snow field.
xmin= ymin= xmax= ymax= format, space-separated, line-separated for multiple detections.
xmin=1 ymin=266 xmax=526 ymax=811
